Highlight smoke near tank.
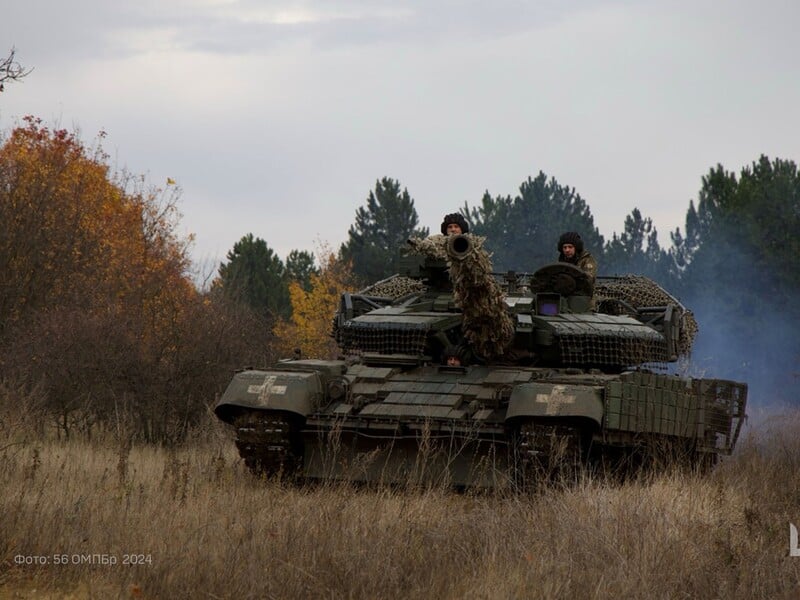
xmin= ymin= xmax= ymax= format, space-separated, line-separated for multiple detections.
xmin=679 ymin=242 xmax=799 ymax=411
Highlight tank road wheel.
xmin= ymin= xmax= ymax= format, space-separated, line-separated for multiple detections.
xmin=233 ymin=412 xmax=302 ymax=479
xmin=514 ymin=421 xmax=586 ymax=491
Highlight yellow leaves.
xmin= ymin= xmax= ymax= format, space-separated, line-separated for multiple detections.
xmin=274 ymin=246 xmax=355 ymax=360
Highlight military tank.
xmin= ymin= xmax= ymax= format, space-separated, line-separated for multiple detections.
xmin=214 ymin=233 xmax=747 ymax=488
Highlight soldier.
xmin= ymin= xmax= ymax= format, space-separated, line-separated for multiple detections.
xmin=440 ymin=213 xmax=470 ymax=236
xmin=557 ymin=231 xmax=598 ymax=287
xmin=442 ymin=345 xmax=463 ymax=366
xmin=442 ymin=344 xmax=471 ymax=366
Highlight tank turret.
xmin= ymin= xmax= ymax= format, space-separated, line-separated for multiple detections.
xmin=335 ymin=233 xmax=695 ymax=371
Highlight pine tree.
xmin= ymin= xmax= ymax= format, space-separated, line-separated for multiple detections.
xmin=340 ymin=177 xmax=429 ymax=284
xmin=217 ymin=234 xmax=290 ymax=320
xmin=465 ymin=171 xmax=603 ymax=272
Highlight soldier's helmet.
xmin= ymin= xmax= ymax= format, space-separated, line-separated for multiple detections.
xmin=441 ymin=213 xmax=470 ymax=235
xmin=557 ymin=231 xmax=584 ymax=253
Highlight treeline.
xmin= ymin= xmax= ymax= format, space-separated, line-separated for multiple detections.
xmin=1 ymin=121 xmax=797 ymax=445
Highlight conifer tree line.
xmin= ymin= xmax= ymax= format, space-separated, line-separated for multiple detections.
xmin=1 ymin=121 xmax=797 ymax=443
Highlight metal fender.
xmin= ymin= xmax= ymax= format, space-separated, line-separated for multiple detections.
xmin=506 ymin=383 xmax=604 ymax=426
xmin=214 ymin=369 xmax=323 ymax=424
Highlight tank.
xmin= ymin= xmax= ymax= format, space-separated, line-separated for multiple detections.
xmin=214 ymin=233 xmax=747 ymax=488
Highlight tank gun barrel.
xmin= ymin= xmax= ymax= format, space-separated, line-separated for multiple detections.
xmin=444 ymin=234 xmax=515 ymax=360
xmin=445 ymin=233 xmax=473 ymax=261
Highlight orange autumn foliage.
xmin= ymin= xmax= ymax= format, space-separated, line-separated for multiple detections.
xmin=274 ymin=246 xmax=355 ymax=359
xmin=0 ymin=116 xmax=195 ymax=333
xmin=0 ymin=117 xmax=244 ymax=441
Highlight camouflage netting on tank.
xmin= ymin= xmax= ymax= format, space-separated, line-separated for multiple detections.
xmin=595 ymin=275 xmax=698 ymax=356
xmin=408 ymin=234 xmax=515 ymax=360
xmin=405 ymin=234 xmax=449 ymax=260
xmin=337 ymin=321 xmax=429 ymax=356
xmin=333 ymin=275 xmax=428 ymax=356
xmin=557 ymin=327 xmax=670 ymax=367
xmin=357 ymin=275 xmax=426 ymax=300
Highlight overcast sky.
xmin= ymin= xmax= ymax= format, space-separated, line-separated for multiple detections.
xmin=2 ymin=0 xmax=798 ymax=276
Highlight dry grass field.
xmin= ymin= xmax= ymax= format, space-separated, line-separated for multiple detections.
xmin=2 ymin=391 xmax=800 ymax=599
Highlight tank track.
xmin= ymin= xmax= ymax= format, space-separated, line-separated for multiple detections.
xmin=514 ymin=421 xmax=585 ymax=489
xmin=233 ymin=411 xmax=301 ymax=478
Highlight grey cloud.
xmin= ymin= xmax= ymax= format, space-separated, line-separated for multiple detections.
xmin=179 ymin=0 xmax=600 ymax=53
xmin=1 ymin=0 xmax=606 ymax=64
xmin=11 ymin=0 xmax=797 ymax=68
xmin=0 ymin=1 xmax=153 ymax=63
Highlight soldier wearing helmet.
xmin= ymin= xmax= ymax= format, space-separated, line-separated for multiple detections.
xmin=557 ymin=231 xmax=597 ymax=288
xmin=442 ymin=344 xmax=467 ymax=367
xmin=441 ymin=213 xmax=470 ymax=236
xmin=443 ymin=341 xmax=482 ymax=366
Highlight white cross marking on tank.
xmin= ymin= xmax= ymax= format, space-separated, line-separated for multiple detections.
xmin=247 ymin=375 xmax=288 ymax=398
xmin=256 ymin=375 xmax=277 ymax=400
xmin=535 ymin=385 xmax=577 ymax=415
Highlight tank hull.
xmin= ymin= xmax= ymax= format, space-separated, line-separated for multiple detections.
xmin=215 ymin=360 xmax=747 ymax=487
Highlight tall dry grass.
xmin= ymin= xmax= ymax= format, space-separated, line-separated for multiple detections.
xmin=2 ymin=385 xmax=800 ymax=599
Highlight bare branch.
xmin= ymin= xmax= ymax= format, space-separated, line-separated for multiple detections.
xmin=0 ymin=47 xmax=34 ymax=92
